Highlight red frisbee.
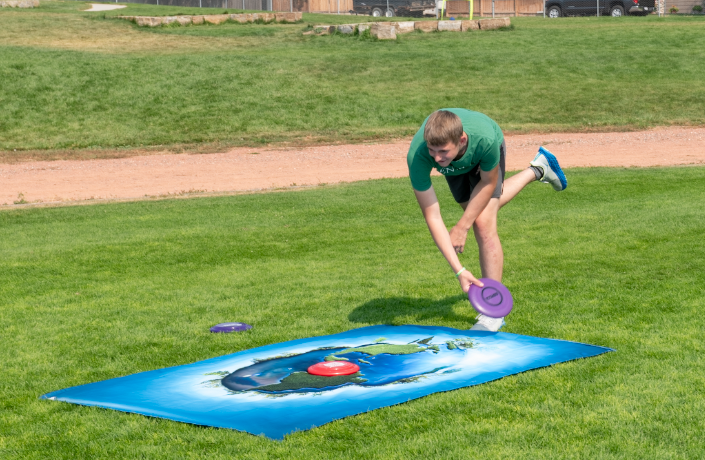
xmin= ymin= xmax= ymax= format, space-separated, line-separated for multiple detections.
xmin=307 ymin=361 xmax=360 ymax=377
xmin=468 ymin=278 xmax=514 ymax=318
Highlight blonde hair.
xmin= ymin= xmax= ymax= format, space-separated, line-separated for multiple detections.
xmin=423 ymin=110 xmax=463 ymax=147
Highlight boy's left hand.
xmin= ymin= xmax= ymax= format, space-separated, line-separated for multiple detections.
xmin=458 ymin=269 xmax=483 ymax=293
xmin=450 ymin=225 xmax=469 ymax=254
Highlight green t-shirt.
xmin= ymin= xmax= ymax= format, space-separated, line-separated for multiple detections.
xmin=407 ymin=108 xmax=504 ymax=191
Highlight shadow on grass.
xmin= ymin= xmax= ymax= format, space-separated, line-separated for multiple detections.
xmin=348 ymin=295 xmax=470 ymax=325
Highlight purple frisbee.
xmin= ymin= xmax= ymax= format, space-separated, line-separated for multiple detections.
xmin=468 ymin=278 xmax=513 ymax=318
xmin=210 ymin=322 xmax=253 ymax=333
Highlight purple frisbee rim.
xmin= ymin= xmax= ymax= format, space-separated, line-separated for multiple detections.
xmin=210 ymin=322 xmax=253 ymax=333
xmin=468 ymin=278 xmax=513 ymax=318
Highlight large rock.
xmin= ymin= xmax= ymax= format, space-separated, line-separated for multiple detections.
xmin=192 ymin=15 xmax=205 ymax=25
xmin=478 ymin=17 xmax=510 ymax=30
xmin=438 ymin=20 xmax=461 ymax=31
xmin=176 ymin=15 xmax=192 ymax=25
xmin=230 ymin=14 xmax=248 ymax=23
xmin=204 ymin=14 xmax=228 ymax=24
xmin=337 ymin=24 xmax=355 ymax=34
xmin=275 ymin=12 xmax=299 ymax=22
xmin=371 ymin=23 xmax=396 ymax=40
xmin=461 ymin=19 xmax=479 ymax=31
xmin=136 ymin=16 xmax=164 ymax=27
xmin=414 ymin=20 xmax=437 ymax=32
xmin=357 ymin=23 xmax=370 ymax=34
xmin=18 ymin=0 xmax=39 ymax=7
xmin=313 ymin=25 xmax=334 ymax=35
xmin=260 ymin=13 xmax=275 ymax=22
xmin=395 ymin=21 xmax=415 ymax=34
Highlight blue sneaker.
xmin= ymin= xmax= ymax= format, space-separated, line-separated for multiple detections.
xmin=530 ymin=146 xmax=567 ymax=191
xmin=470 ymin=314 xmax=505 ymax=332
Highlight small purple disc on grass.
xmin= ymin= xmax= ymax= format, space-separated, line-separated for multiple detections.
xmin=468 ymin=278 xmax=513 ymax=318
xmin=210 ymin=322 xmax=253 ymax=333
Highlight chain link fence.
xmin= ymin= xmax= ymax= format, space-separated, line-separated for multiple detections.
xmin=442 ymin=0 xmax=661 ymax=17
xmin=100 ymin=0 xmax=273 ymax=10
xmin=98 ymin=0 xmax=343 ymax=12
xmin=91 ymin=0 xmax=670 ymax=14
xmin=543 ymin=0 xmax=657 ymax=17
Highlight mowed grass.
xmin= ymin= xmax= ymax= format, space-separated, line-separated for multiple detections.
xmin=1 ymin=166 xmax=704 ymax=458
xmin=0 ymin=2 xmax=704 ymax=155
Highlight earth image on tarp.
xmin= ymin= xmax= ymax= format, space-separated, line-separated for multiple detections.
xmin=207 ymin=337 xmax=475 ymax=395
xmin=42 ymin=325 xmax=612 ymax=439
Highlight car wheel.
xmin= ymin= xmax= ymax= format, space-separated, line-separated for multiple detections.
xmin=610 ymin=4 xmax=624 ymax=16
xmin=385 ymin=8 xmax=395 ymax=17
xmin=371 ymin=7 xmax=383 ymax=17
xmin=547 ymin=5 xmax=561 ymax=17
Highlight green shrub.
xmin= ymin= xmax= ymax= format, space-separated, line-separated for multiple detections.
xmin=693 ymin=4 xmax=703 ymax=12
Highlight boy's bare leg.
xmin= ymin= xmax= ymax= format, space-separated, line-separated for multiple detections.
xmin=458 ymin=168 xmax=538 ymax=280
xmin=499 ymin=168 xmax=536 ymax=209
xmin=473 ymin=198 xmax=503 ymax=281
xmin=460 ymin=198 xmax=503 ymax=281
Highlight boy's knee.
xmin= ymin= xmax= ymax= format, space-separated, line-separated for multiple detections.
xmin=475 ymin=210 xmax=497 ymax=229
xmin=473 ymin=219 xmax=498 ymax=240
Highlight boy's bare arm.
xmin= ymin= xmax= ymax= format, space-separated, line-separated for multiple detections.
xmin=414 ymin=186 xmax=484 ymax=292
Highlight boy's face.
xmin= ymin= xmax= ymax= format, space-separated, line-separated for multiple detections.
xmin=427 ymin=134 xmax=468 ymax=167
xmin=427 ymin=142 xmax=460 ymax=167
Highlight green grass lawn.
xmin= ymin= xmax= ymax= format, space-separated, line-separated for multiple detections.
xmin=0 ymin=2 xmax=704 ymax=156
xmin=1 ymin=166 xmax=704 ymax=458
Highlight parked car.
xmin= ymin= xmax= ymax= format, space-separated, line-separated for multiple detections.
xmin=545 ymin=0 xmax=655 ymax=17
xmin=352 ymin=0 xmax=436 ymax=17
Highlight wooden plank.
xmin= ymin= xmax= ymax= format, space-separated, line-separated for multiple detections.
xmin=272 ymin=0 xmax=287 ymax=11
xmin=461 ymin=0 xmax=542 ymax=15
xmin=446 ymin=0 xmax=469 ymax=14
xmin=307 ymin=0 xmax=350 ymax=12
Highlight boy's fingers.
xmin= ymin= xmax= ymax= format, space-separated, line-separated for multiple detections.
xmin=459 ymin=271 xmax=484 ymax=294
xmin=465 ymin=272 xmax=484 ymax=287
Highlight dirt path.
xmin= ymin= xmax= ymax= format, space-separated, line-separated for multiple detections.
xmin=84 ymin=4 xmax=127 ymax=11
xmin=2 ymin=126 xmax=704 ymax=207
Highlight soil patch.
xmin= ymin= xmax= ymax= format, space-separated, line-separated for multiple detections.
xmin=2 ymin=126 xmax=704 ymax=208
xmin=84 ymin=4 xmax=126 ymax=11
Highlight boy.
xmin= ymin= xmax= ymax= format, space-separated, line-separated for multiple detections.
xmin=407 ymin=109 xmax=567 ymax=331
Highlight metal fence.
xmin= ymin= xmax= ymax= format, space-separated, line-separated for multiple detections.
xmin=542 ymin=0 xmax=658 ymax=17
xmin=96 ymin=0 xmax=669 ymax=14
xmin=443 ymin=0 xmax=663 ymax=16
xmin=100 ymin=0 xmax=341 ymax=12
xmin=108 ymin=0 xmax=270 ymax=10
xmin=444 ymin=0 xmax=546 ymax=17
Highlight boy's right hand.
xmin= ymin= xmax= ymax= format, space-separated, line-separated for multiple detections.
xmin=458 ymin=270 xmax=484 ymax=294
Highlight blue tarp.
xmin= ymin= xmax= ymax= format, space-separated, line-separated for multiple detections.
xmin=41 ymin=325 xmax=612 ymax=439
